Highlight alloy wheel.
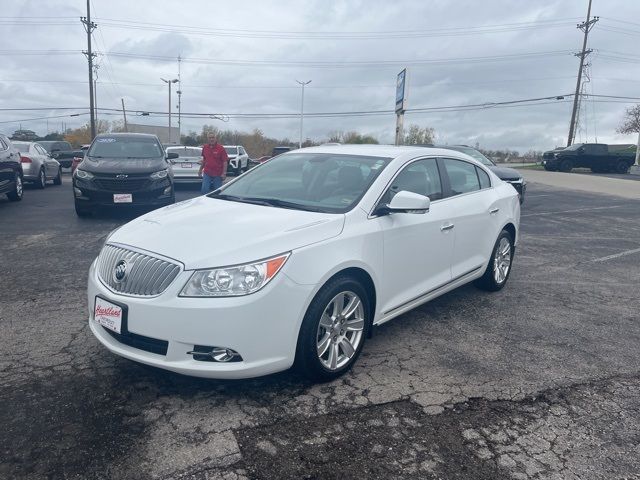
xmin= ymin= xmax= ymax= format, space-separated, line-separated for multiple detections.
xmin=316 ymin=291 xmax=365 ymax=371
xmin=493 ymin=237 xmax=511 ymax=284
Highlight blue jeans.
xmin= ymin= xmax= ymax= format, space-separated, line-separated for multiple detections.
xmin=201 ymin=174 xmax=223 ymax=194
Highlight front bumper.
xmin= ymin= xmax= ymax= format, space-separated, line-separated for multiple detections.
xmin=506 ymin=179 xmax=526 ymax=198
xmin=73 ymin=177 xmax=173 ymax=206
xmin=87 ymin=258 xmax=314 ymax=379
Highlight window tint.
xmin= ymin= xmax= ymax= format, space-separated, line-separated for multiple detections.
xmin=381 ymin=158 xmax=443 ymax=204
xmin=476 ymin=166 xmax=491 ymax=189
xmin=442 ymin=158 xmax=480 ymax=196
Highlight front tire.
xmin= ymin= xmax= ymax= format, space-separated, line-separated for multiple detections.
xmin=475 ymin=230 xmax=514 ymax=292
xmin=53 ymin=167 xmax=62 ymax=185
xmin=559 ymin=159 xmax=573 ymax=173
xmin=7 ymin=173 xmax=23 ymax=201
xmin=74 ymin=201 xmax=92 ymax=217
xmin=295 ymin=276 xmax=370 ymax=382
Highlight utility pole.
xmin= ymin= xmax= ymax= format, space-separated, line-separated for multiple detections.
xmin=81 ymin=0 xmax=97 ymax=140
xmin=93 ymin=64 xmax=99 ymax=130
xmin=121 ymin=98 xmax=128 ymax=132
xmin=296 ymin=80 xmax=311 ymax=148
xmin=567 ymin=0 xmax=598 ymax=146
xmin=161 ymin=78 xmax=178 ymax=143
xmin=177 ymin=55 xmax=182 ymax=143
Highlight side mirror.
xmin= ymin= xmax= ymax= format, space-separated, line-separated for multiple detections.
xmin=166 ymin=152 xmax=179 ymax=160
xmin=375 ymin=191 xmax=430 ymax=216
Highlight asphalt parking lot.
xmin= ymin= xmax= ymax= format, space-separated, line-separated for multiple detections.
xmin=1 ymin=173 xmax=639 ymax=479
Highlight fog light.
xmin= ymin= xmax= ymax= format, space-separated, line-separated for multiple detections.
xmin=163 ymin=186 xmax=172 ymax=195
xmin=74 ymin=187 xmax=82 ymax=197
xmin=187 ymin=345 xmax=243 ymax=362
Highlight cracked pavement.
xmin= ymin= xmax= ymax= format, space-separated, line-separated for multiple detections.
xmin=1 ymin=176 xmax=639 ymax=479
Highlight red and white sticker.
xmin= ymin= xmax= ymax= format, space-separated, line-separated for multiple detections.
xmin=113 ymin=193 xmax=133 ymax=203
xmin=94 ymin=297 xmax=123 ymax=334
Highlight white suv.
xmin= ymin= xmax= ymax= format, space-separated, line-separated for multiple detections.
xmin=224 ymin=145 xmax=249 ymax=175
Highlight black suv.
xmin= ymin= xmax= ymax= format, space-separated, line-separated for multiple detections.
xmin=72 ymin=133 xmax=178 ymax=216
xmin=0 ymin=133 xmax=23 ymax=202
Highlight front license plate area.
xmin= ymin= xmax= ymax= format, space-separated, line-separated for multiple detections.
xmin=113 ymin=193 xmax=133 ymax=203
xmin=94 ymin=296 xmax=127 ymax=334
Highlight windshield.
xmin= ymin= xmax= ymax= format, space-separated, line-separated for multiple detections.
xmin=14 ymin=144 xmax=30 ymax=153
xmin=210 ymin=153 xmax=391 ymax=213
xmin=88 ymin=136 xmax=163 ymax=159
xmin=565 ymin=143 xmax=584 ymax=151
xmin=446 ymin=146 xmax=494 ymax=166
xmin=224 ymin=146 xmax=238 ymax=155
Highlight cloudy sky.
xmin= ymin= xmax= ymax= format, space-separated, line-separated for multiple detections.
xmin=1 ymin=0 xmax=639 ymax=152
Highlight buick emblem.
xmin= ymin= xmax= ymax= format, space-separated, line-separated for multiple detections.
xmin=116 ymin=174 xmax=128 ymax=179
xmin=114 ymin=260 xmax=128 ymax=283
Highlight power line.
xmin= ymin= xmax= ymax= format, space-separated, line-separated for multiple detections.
xmin=92 ymin=17 xmax=580 ymax=40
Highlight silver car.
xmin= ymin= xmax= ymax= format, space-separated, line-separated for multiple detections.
xmin=12 ymin=141 xmax=61 ymax=188
xmin=166 ymin=146 xmax=202 ymax=182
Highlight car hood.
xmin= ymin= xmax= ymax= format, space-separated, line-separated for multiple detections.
xmin=108 ymin=196 xmax=345 ymax=269
xmin=488 ymin=165 xmax=522 ymax=181
xmin=82 ymin=156 xmax=167 ymax=174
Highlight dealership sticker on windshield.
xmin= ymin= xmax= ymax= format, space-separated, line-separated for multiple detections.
xmin=96 ymin=138 xmax=117 ymax=143
xmin=94 ymin=297 xmax=122 ymax=334
xmin=113 ymin=194 xmax=132 ymax=203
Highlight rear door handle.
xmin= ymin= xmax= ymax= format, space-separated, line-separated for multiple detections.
xmin=440 ymin=223 xmax=455 ymax=231
xmin=489 ymin=208 xmax=500 ymax=215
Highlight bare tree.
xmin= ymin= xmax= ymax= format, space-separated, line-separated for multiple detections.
xmin=617 ymin=104 xmax=640 ymax=165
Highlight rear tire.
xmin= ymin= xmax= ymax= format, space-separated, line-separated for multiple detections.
xmin=36 ymin=168 xmax=46 ymax=189
xmin=475 ymin=230 xmax=514 ymax=292
xmin=53 ymin=167 xmax=62 ymax=185
xmin=295 ymin=276 xmax=370 ymax=382
xmin=7 ymin=173 xmax=23 ymax=201
xmin=615 ymin=161 xmax=630 ymax=174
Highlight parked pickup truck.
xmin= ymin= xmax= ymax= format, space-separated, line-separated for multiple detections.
xmin=37 ymin=141 xmax=85 ymax=169
xmin=543 ymin=143 xmax=636 ymax=174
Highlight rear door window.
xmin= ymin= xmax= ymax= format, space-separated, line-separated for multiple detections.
xmin=476 ymin=167 xmax=491 ymax=189
xmin=442 ymin=158 xmax=480 ymax=196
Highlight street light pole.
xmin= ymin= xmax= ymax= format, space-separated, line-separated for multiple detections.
xmin=296 ymin=80 xmax=311 ymax=148
xmin=161 ymin=78 xmax=178 ymax=143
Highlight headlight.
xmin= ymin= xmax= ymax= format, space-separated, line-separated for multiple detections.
xmin=150 ymin=169 xmax=169 ymax=180
xmin=75 ymin=169 xmax=94 ymax=180
xmin=180 ymin=253 xmax=290 ymax=297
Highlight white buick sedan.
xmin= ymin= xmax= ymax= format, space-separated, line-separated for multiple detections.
xmin=88 ymin=145 xmax=520 ymax=381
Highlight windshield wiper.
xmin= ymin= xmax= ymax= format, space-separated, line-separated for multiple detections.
xmin=241 ymin=197 xmax=324 ymax=212
xmin=209 ymin=193 xmax=272 ymax=206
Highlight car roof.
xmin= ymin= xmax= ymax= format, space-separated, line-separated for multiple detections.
xmin=293 ymin=144 xmax=477 ymax=160
xmin=12 ymin=141 xmax=33 ymax=145
xmin=96 ymin=133 xmax=159 ymax=139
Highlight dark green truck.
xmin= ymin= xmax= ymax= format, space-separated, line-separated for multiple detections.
xmin=543 ymin=143 xmax=636 ymax=174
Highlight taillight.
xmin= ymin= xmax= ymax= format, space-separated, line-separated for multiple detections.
xmin=73 ymin=156 xmax=83 ymax=162
xmin=20 ymin=156 xmax=32 ymax=163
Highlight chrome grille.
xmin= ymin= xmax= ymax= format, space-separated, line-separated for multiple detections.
xmin=97 ymin=244 xmax=181 ymax=296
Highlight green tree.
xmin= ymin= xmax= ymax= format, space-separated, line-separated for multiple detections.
xmin=617 ymin=104 xmax=640 ymax=165
xmin=403 ymin=124 xmax=435 ymax=145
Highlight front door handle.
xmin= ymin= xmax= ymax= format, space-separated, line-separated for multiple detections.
xmin=489 ymin=208 xmax=500 ymax=215
xmin=440 ymin=223 xmax=455 ymax=232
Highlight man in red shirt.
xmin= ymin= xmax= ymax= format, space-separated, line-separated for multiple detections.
xmin=199 ymin=133 xmax=229 ymax=194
